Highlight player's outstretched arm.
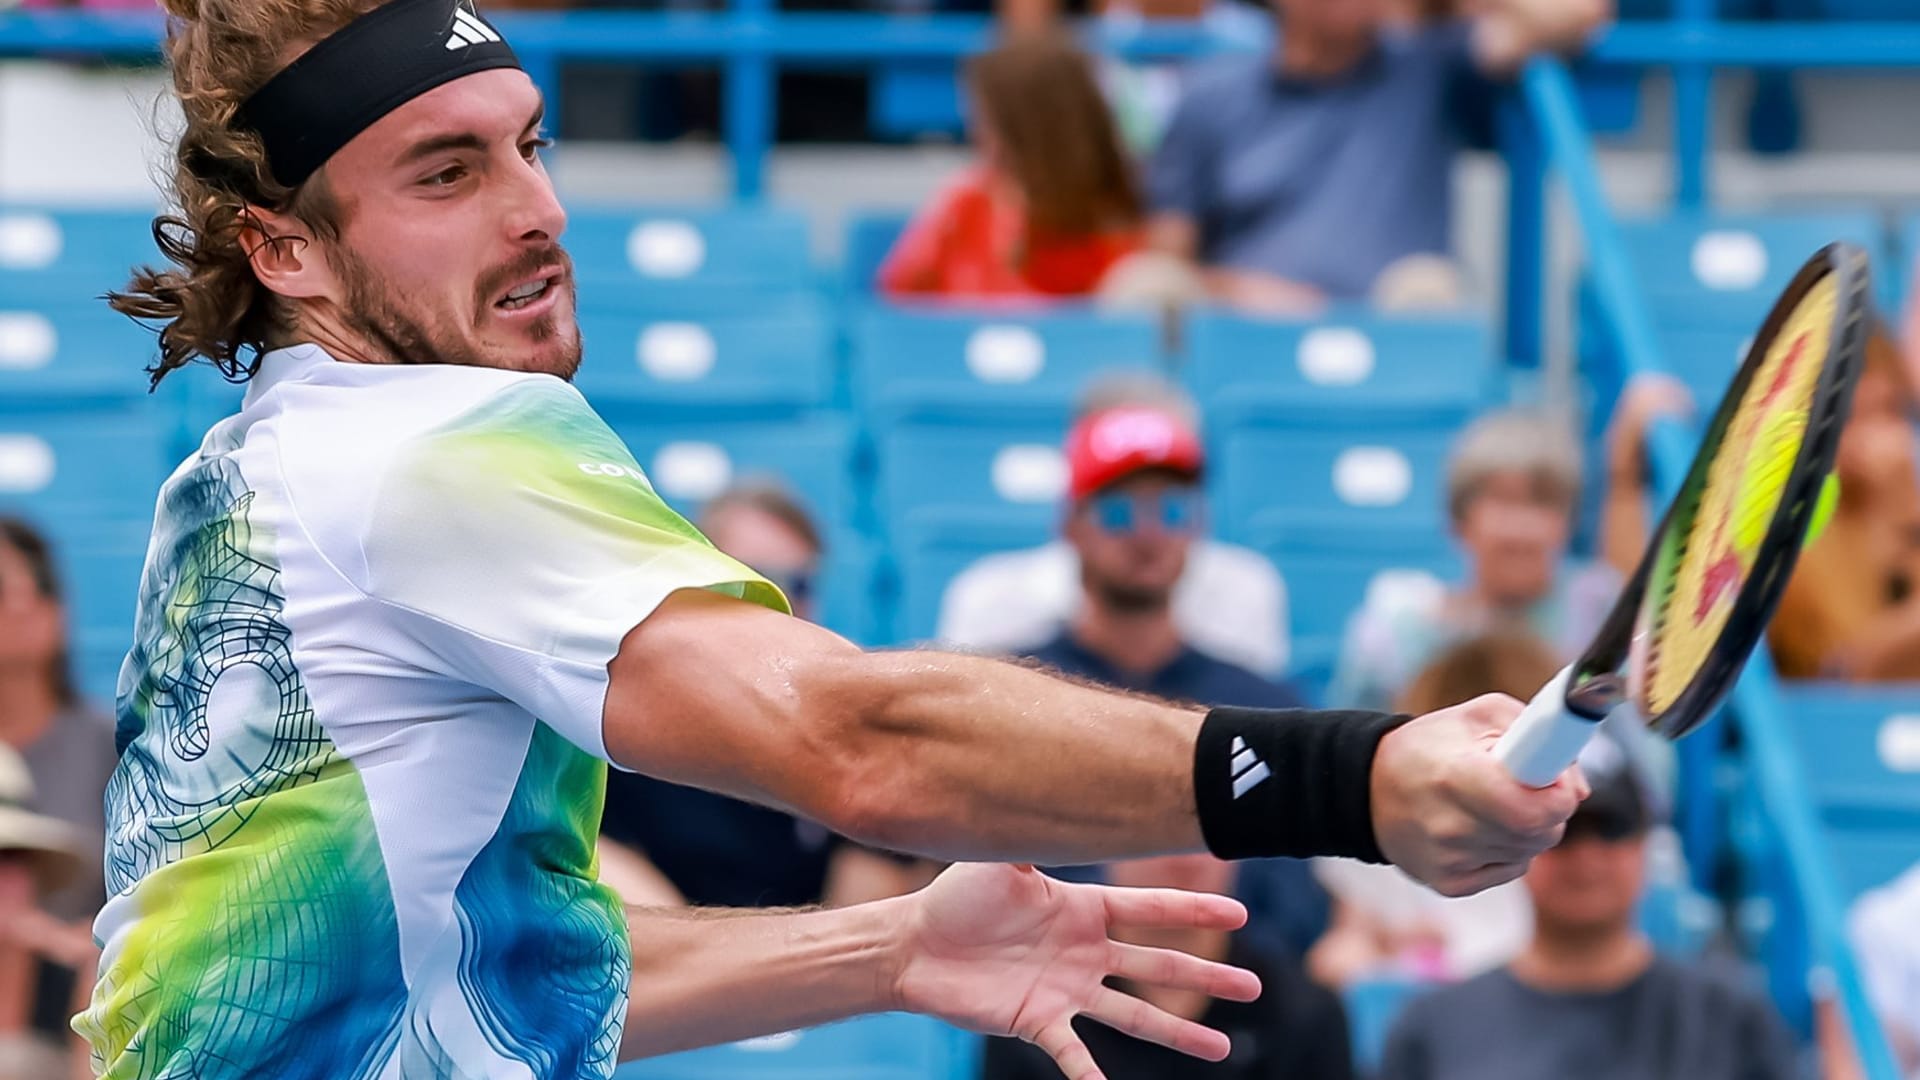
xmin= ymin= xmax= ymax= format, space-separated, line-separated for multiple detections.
xmin=603 ymin=589 xmax=1583 ymax=895
xmin=619 ymin=861 xmax=1259 ymax=1080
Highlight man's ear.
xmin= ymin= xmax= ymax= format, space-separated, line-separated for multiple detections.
xmin=239 ymin=204 xmax=335 ymax=302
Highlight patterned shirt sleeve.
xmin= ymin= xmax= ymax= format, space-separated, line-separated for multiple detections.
xmin=355 ymin=376 xmax=787 ymax=761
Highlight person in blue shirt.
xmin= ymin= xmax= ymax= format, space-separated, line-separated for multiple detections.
xmin=1023 ymin=403 xmax=1328 ymax=962
xmin=1146 ymin=0 xmax=1610 ymax=311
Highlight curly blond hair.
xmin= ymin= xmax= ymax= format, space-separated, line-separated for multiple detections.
xmin=110 ymin=0 xmax=380 ymax=387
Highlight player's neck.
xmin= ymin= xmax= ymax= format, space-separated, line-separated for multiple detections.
xmin=1510 ymin=926 xmax=1652 ymax=993
xmin=0 ymin=672 xmax=61 ymax=751
xmin=1071 ymin=606 xmax=1184 ymax=679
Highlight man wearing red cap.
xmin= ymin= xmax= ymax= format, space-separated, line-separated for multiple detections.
xmin=1041 ymin=404 xmax=1301 ymax=717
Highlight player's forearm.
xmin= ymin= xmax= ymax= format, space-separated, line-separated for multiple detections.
xmin=618 ymin=896 xmax=908 ymax=1060
xmin=826 ymin=651 xmax=1208 ymax=864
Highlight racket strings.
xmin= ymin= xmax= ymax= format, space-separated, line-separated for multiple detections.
xmin=1645 ymin=274 xmax=1838 ymax=712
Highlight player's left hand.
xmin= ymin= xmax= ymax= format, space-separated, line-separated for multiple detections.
xmin=888 ymin=862 xmax=1260 ymax=1080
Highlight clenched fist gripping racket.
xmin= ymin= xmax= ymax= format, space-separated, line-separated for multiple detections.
xmin=1494 ymin=243 xmax=1871 ymax=785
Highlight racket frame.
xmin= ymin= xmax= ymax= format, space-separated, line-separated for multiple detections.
xmin=1562 ymin=242 xmax=1871 ymax=738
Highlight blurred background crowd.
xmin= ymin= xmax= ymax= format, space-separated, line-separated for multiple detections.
xmin=2 ymin=0 xmax=1919 ymax=1077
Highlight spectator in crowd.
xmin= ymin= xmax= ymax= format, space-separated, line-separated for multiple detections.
xmin=939 ymin=373 xmax=1290 ymax=678
xmin=1145 ymin=0 xmax=1609 ymax=311
xmin=0 ymin=743 xmax=91 ymax=1080
xmin=599 ymin=482 xmax=934 ymax=909
xmin=1013 ymin=399 xmax=1328 ymax=960
xmin=1602 ymin=325 xmax=1920 ymax=680
xmin=0 ymin=519 xmax=114 ymax=1062
xmin=877 ymin=34 xmax=1145 ymax=300
xmin=980 ymin=853 xmax=1355 ymax=1080
xmin=1818 ymin=862 xmax=1920 ymax=1080
xmin=1310 ymin=631 xmax=1555 ymax=989
xmin=1380 ymin=739 xmax=1797 ymax=1080
xmin=1328 ymin=410 xmax=1618 ymax=714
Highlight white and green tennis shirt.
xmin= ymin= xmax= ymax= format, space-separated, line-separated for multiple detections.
xmin=77 ymin=344 xmax=785 ymax=1079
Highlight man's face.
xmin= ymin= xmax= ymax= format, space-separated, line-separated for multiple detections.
xmin=702 ymin=503 xmax=821 ymax=623
xmin=307 ymin=69 xmax=581 ymax=379
xmin=1064 ymin=472 xmax=1201 ymax=615
xmin=1524 ymin=829 xmax=1646 ymax=938
xmin=1454 ymin=470 xmax=1572 ymax=607
xmin=0 ymin=540 xmax=60 ymax=678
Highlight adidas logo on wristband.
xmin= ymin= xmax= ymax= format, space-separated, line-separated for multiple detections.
xmin=1230 ymin=735 xmax=1271 ymax=799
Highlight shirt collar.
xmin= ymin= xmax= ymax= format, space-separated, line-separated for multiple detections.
xmin=242 ymin=343 xmax=334 ymax=409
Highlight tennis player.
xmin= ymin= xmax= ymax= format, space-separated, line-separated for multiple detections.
xmin=79 ymin=2 xmax=1585 ymax=1077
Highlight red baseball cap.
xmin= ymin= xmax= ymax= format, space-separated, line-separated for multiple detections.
xmin=1065 ymin=406 xmax=1206 ymax=501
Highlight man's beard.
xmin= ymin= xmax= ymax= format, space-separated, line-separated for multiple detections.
xmin=331 ymin=245 xmax=583 ymax=380
xmin=1084 ymin=569 xmax=1174 ymax=616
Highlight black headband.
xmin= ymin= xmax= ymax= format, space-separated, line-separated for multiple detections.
xmin=235 ymin=0 xmax=521 ymax=189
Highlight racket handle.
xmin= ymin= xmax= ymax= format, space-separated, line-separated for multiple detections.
xmin=1492 ymin=664 xmax=1602 ymax=788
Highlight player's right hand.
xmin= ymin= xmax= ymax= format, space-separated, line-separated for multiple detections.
xmin=1369 ymin=694 xmax=1590 ymax=897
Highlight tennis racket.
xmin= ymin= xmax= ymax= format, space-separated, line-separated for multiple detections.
xmin=1493 ymin=242 xmax=1872 ymax=786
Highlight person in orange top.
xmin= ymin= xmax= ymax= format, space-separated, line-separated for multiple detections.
xmin=1602 ymin=322 xmax=1920 ymax=681
xmin=878 ymin=34 xmax=1144 ymax=300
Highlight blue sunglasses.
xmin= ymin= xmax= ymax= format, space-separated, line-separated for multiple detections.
xmin=1090 ymin=490 xmax=1201 ymax=535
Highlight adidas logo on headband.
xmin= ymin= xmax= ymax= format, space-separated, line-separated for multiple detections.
xmin=446 ymin=1 xmax=502 ymax=49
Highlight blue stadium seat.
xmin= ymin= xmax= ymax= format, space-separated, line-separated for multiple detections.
xmin=1343 ymin=978 xmax=1423 ymax=1078
xmin=74 ymin=627 xmax=130 ymax=708
xmin=1185 ymin=310 xmax=1495 ymax=425
xmin=0 ymin=405 xmax=168 ymax=523
xmin=606 ymin=414 xmax=860 ymax=547
xmin=875 ymin=423 xmax=1067 ymax=540
xmin=1214 ymin=424 xmax=1456 ymax=545
xmin=889 ymin=514 xmax=1054 ymax=645
xmin=46 ymin=518 xmax=149 ymax=647
xmin=1653 ymin=325 xmax=1757 ymax=404
xmin=0 ymin=301 xmax=157 ymax=400
xmin=1245 ymin=517 xmax=1460 ymax=691
xmin=565 ymin=206 xmax=815 ymax=314
xmin=574 ymin=304 xmax=837 ymax=416
xmin=852 ymin=307 xmax=1164 ymax=425
xmin=0 ymin=207 xmax=162 ymax=306
xmin=1614 ymin=210 xmax=1883 ymax=330
xmin=816 ymin=539 xmax=885 ymax=647
xmin=1773 ymin=683 xmax=1920 ymax=898
xmin=842 ymin=211 xmax=911 ymax=296
xmin=615 ymin=1014 xmax=979 ymax=1080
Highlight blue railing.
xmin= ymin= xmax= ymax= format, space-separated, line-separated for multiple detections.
xmin=1518 ymin=55 xmax=1901 ymax=1080
xmin=7 ymin=11 xmax=1920 ymax=198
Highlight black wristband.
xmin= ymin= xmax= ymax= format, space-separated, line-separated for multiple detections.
xmin=1192 ymin=707 xmax=1410 ymax=863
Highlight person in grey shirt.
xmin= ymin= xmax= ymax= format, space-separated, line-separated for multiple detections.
xmin=1379 ymin=745 xmax=1797 ymax=1080
xmin=1146 ymin=0 xmax=1610 ymax=310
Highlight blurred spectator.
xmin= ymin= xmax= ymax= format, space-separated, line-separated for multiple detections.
xmin=877 ymin=35 xmax=1145 ymax=300
xmin=598 ymin=482 xmax=933 ymax=909
xmin=1309 ymin=631 xmax=1554 ymax=989
xmin=980 ymin=853 xmax=1355 ymax=1080
xmin=939 ymin=373 xmax=1290 ymax=678
xmin=0 ymin=519 xmax=113 ymax=1059
xmin=1327 ymin=410 xmax=1618 ymax=713
xmin=1016 ymin=400 xmax=1327 ymax=961
xmin=1145 ymin=0 xmax=1609 ymax=311
xmin=1379 ymin=742 xmax=1796 ymax=1080
xmin=1602 ymin=326 xmax=1920 ymax=680
xmin=0 ymin=743 xmax=91 ymax=1080
xmin=1818 ymin=862 xmax=1920 ymax=1079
